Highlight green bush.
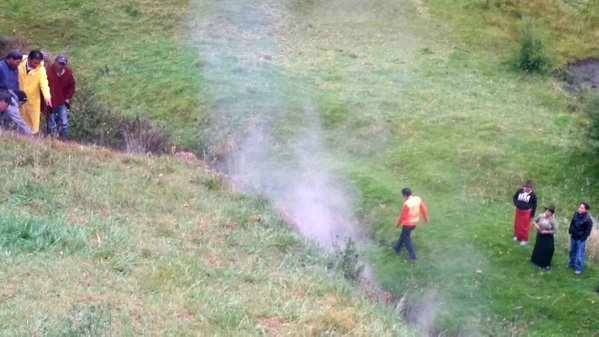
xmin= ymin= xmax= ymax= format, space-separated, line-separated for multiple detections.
xmin=516 ymin=17 xmax=548 ymax=73
xmin=584 ymin=93 xmax=599 ymax=149
xmin=70 ymin=78 xmax=171 ymax=154
xmin=331 ymin=237 xmax=364 ymax=283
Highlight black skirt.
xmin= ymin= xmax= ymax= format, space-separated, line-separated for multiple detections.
xmin=531 ymin=233 xmax=554 ymax=268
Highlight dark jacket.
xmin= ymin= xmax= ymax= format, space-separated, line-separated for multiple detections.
xmin=568 ymin=211 xmax=593 ymax=241
xmin=0 ymin=59 xmax=19 ymax=92
xmin=513 ymin=188 xmax=537 ymax=218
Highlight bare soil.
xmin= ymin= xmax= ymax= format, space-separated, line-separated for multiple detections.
xmin=555 ymin=57 xmax=599 ymax=94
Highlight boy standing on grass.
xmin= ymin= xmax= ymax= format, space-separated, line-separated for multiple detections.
xmin=568 ymin=202 xmax=593 ymax=275
xmin=393 ymin=187 xmax=429 ymax=260
xmin=512 ymin=180 xmax=537 ymax=246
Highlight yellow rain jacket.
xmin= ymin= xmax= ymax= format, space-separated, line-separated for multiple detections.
xmin=18 ymin=59 xmax=51 ymax=133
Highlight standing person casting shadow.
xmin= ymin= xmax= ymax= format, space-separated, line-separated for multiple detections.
xmin=512 ymin=180 xmax=537 ymax=246
xmin=568 ymin=202 xmax=593 ymax=275
xmin=530 ymin=204 xmax=557 ymax=270
xmin=393 ymin=187 xmax=429 ymax=260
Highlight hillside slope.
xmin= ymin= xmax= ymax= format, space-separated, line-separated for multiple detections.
xmin=0 ymin=135 xmax=411 ymax=335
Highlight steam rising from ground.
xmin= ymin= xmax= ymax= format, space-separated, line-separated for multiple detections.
xmin=193 ymin=1 xmax=362 ymax=248
xmin=227 ymin=119 xmax=362 ymax=248
xmin=190 ymin=1 xmax=478 ymax=335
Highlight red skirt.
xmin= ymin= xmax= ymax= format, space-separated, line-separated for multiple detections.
xmin=514 ymin=208 xmax=532 ymax=241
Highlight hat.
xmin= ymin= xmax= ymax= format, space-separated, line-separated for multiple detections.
xmin=544 ymin=204 xmax=556 ymax=214
xmin=7 ymin=49 xmax=23 ymax=60
xmin=15 ymin=90 xmax=27 ymax=103
xmin=55 ymin=54 xmax=68 ymax=64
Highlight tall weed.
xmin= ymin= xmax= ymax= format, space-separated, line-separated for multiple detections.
xmin=331 ymin=237 xmax=364 ymax=283
xmin=516 ymin=16 xmax=548 ymax=72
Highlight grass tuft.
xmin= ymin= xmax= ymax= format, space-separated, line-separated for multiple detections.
xmin=0 ymin=214 xmax=88 ymax=255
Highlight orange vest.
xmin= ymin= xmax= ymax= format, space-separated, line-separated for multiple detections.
xmin=396 ymin=196 xmax=428 ymax=227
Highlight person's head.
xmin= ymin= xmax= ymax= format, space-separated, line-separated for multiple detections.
xmin=578 ymin=202 xmax=590 ymax=214
xmin=15 ymin=90 xmax=27 ymax=106
xmin=523 ymin=180 xmax=533 ymax=192
xmin=544 ymin=204 xmax=556 ymax=216
xmin=5 ymin=49 xmax=23 ymax=68
xmin=0 ymin=91 xmax=12 ymax=111
xmin=40 ymin=50 xmax=49 ymax=64
xmin=53 ymin=54 xmax=68 ymax=70
xmin=26 ymin=50 xmax=44 ymax=69
xmin=401 ymin=187 xmax=412 ymax=199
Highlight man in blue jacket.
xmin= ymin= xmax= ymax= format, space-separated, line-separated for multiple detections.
xmin=568 ymin=202 xmax=593 ymax=274
xmin=0 ymin=49 xmax=23 ymax=91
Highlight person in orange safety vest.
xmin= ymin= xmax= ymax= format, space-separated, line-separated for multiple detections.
xmin=392 ymin=187 xmax=429 ymax=260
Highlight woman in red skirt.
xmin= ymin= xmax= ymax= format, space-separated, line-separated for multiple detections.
xmin=512 ymin=180 xmax=537 ymax=246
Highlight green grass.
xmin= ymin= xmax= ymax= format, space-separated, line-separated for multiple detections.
xmin=0 ymin=135 xmax=411 ymax=335
xmin=2 ymin=0 xmax=599 ymax=335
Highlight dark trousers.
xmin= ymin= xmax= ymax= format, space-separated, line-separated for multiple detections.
xmin=393 ymin=225 xmax=417 ymax=259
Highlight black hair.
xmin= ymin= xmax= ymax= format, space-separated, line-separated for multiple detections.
xmin=28 ymin=50 xmax=44 ymax=61
xmin=15 ymin=90 xmax=27 ymax=102
xmin=581 ymin=202 xmax=590 ymax=211
xmin=0 ymin=91 xmax=12 ymax=105
xmin=401 ymin=187 xmax=412 ymax=197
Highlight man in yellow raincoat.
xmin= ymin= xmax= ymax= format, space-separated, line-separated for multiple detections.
xmin=18 ymin=50 xmax=51 ymax=134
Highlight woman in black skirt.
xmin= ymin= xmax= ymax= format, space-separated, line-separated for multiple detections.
xmin=531 ymin=205 xmax=558 ymax=269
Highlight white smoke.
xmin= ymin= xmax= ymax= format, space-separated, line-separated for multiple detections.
xmin=194 ymin=1 xmax=363 ymax=249
xmin=225 ymin=116 xmax=362 ymax=248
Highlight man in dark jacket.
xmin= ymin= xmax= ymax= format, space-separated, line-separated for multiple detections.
xmin=568 ymin=202 xmax=593 ymax=274
xmin=0 ymin=49 xmax=23 ymax=92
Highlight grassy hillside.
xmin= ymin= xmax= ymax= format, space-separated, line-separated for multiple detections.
xmin=1 ymin=0 xmax=209 ymax=148
xmin=2 ymin=0 xmax=599 ymax=335
xmin=0 ymin=135 xmax=411 ymax=335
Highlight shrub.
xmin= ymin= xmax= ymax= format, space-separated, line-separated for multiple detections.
xmin=69 ymin=79 xmax=124 ymax=149
xmin=121 ymin=115 xmax=171 ymax=154
xmin=587 ymin=229 xmax=599 ymax=261
xmin=516 ymin=17 xmax=548 ymax=73
xmin=584 ymin=93 xmax=599 ymax=149
xmin=70 ymin=77 xmax=172 ymax=154
xmin=331 ymin=237 xmax=364 ymax=283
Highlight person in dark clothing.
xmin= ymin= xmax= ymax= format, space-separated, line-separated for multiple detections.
xmin=45 ymin=54 xmax=76 ymax=138
xmin=530 ymin=205 xmax=557 ymax=269
xmin=0 ymin=49 xmax=23 ymax=92
xmin=568 ymin=202 xmax=593 ymax=274
xmin=512 ymin=180 xmax=537 ymax=246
